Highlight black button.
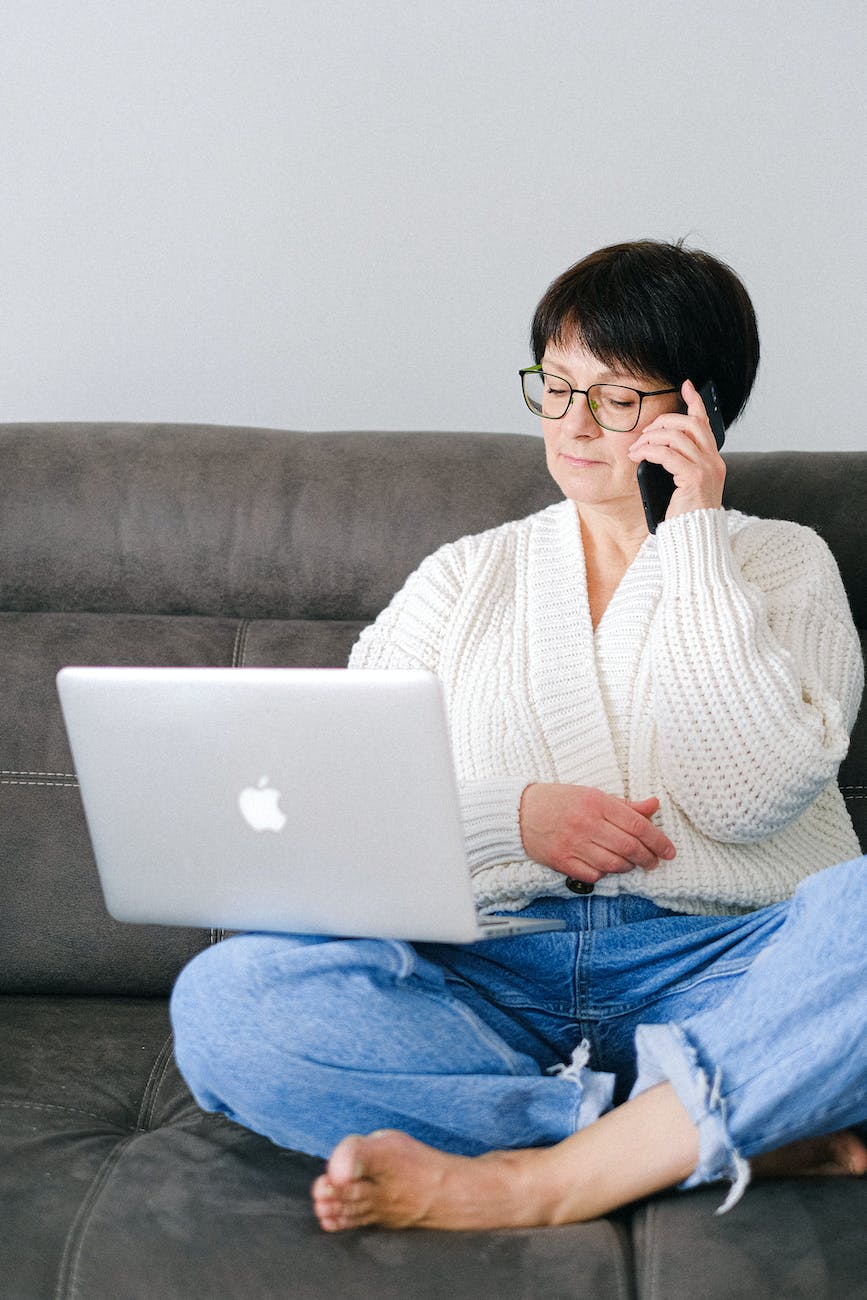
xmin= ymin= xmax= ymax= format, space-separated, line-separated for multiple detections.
xmin=566 ymin=879 xmax=595 ymax=895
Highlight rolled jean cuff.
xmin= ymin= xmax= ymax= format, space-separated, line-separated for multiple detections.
xmin=631 ymin=1022 xmax=751 ymax=1214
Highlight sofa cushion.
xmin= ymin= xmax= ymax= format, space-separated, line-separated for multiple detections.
xmin=0 ymin=425 xmax=559 ymax=620
xmin=0 ymin=995 xmax=637 ymax=1300
xmin=632 ymin=1181 xmax=867 ymax=1299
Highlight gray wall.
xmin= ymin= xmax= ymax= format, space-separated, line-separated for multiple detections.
xmin=2 ymin=0 xmax=864 ymax=450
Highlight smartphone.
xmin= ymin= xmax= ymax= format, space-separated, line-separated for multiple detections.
xmin=637 ymin=379 xmax=726 ymax=534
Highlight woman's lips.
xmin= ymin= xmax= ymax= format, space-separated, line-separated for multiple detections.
xmin=561 ymin=453 xmax=602 ymax=468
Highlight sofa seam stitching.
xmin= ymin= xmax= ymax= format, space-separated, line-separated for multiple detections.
xmin=135 ymin=1033 xmax=176 ymax=1131
xmin=608 ymin=1214 xmax=636 ymax=1300
xmin=232 ymin=617 xmax=251 ymax=667
xmin=0 ymin=1099 xmax=130 ymax=1126
xmin=55 ymin=1136 xmax=136 ymax=1300
xmin=0 ymin=769 xmax=77 ymax=778
xmin=640 ymin=1202 xmax=659 ymax=1300
xmin=0 ymin=780 xmax=80 ymax=787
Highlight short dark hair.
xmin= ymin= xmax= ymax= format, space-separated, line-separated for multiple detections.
xmin=531 ymin=240 xmax=760 ymax=427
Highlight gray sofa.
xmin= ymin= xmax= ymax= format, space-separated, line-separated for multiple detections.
xmin=1 ymin=422 xmax=864 ymax=1300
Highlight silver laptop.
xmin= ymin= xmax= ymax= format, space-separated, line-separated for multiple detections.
xmin=56 ymin=666 xmax=565 ymax=943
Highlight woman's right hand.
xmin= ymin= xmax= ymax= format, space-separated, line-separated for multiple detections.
xmin=518 ymin=783 xmax=676 ymax=888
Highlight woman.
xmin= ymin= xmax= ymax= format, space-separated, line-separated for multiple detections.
xmin=170 ymin=240 xmax=866 ymax=1232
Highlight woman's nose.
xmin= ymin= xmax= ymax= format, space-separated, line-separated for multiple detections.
xmin=561 ymin=393 xmax=601 ymax=437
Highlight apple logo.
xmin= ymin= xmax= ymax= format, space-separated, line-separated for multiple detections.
xmin=238 ymin=776 xmax=287 ymax=833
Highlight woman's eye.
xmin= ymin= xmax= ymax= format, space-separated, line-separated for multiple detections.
xmin=598 ymin=392 xmax=637 ymax=409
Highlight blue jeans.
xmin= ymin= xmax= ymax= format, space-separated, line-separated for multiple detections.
xmin=170 ymin=856 xmax=867 ymax=1203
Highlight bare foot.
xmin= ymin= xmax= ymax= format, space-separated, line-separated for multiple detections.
xmin=311 ymin=1084 xmax=701 ymax=1232
xmin=311 ymin=1130 xmax=561 ymax=1232
xmin=752 ymin=1130 xmax=867 ymax=1179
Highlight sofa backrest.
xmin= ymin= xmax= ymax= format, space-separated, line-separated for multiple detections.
xmin=0 ymin=425 xmax=863 ymax=994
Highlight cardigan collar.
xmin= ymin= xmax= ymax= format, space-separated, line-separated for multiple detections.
xmin=525 ymin=500 xmax=660 ymax=795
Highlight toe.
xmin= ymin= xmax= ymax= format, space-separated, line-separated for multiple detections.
xmin=326 ymin=1134 xmax=367 ymax=1187
xmin=832 ymin=1130 xmax=867 ymax=1175
xmin=311 ymin=1174 xmax=336 ymax=1200
xmin=316 ymin=1199 xmax=374 ymax=1233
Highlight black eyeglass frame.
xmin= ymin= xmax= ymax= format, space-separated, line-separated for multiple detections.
xmin=519 ymin=364 xmax=679 ymax=433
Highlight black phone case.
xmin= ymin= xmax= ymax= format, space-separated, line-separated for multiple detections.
xmin=637 ymin=380 xmax=726 ymax=534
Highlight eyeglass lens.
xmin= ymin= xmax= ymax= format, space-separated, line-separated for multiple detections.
xmin=522 ymin=370 xmax=643 ymax=431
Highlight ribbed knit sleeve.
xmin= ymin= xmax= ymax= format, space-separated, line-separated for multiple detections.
xmin=348 ymin=540 xmax=531 ymax=880
xmin=348 ymin=548 xmax=463 ymax=674
xmin=454 ymin=776 xmax=534 ymax=878
xmin=648 ymin=509 xmax=864 ymax=843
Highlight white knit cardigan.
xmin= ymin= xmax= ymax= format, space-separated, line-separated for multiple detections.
xmin=349 ymin=501 xmax=863 ymax=916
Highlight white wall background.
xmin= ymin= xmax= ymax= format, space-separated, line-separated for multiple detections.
xmin=2 ymin=0 xmax=864 ymax=449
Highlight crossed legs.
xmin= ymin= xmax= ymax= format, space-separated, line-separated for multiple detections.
xmin=170 ymin=858 xmax=867 ymax=1234
xmin=313 ymin=857 xmax=867 ymax=1231
xmin=313 ymin=1086 xmax=867 ymax=1232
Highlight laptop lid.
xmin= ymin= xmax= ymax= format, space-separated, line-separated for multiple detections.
xmin=56 ymin=666 xmax=562 ymax=943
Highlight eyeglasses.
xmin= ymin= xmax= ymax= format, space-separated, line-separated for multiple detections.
xmin=519 ymin=364 xmax=678 ymax=433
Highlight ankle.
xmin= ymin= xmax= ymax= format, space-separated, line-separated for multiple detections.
xmin=497 ymin=1145 xmax=593 ymax=1228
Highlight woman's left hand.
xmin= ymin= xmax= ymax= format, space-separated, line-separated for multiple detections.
xmin=627 ymin=379 xmax=726 ymax=521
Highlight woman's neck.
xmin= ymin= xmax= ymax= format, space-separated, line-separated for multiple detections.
xmin=577 ymin=502 xmax=648 ymax=572
xmin=576 ymin=503 xmax=649 ymax=629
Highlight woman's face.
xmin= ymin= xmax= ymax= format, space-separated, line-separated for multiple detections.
xmin=538 ymin=341 xmax=681 ymax=515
